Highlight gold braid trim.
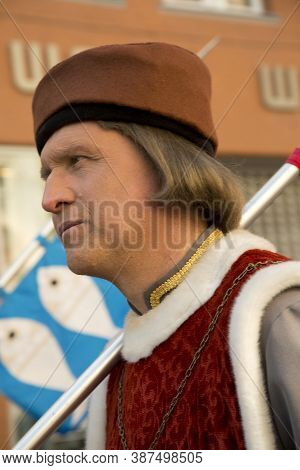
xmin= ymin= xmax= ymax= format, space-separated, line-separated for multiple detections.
xmin=149 ymin=228 xmax=224 ymax=309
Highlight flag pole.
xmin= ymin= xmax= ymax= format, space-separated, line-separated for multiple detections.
xmin=240 ymin=149 xmax=300 ymax=227
xmin=0 ymin=219 xmax=54 ymax=291
xmin=12 ymin=148 xmax=300 ymax=450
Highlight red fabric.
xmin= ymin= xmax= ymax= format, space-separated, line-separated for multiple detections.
xmin=287 ymin=148 xmax=300 ymax=169
xmin=106 ymin=249 xmax=290 ymax=450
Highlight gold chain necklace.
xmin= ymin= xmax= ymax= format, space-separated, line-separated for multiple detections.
xmin=117 ymin=259 xmax=284 ymax=450
xmin=149 ymin=228 xmax=224 ymax=309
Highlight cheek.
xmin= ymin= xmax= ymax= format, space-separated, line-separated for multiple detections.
xmin=79 ymin=161 xmax=158 ymax=234
xmin=120 ymin=166 xmax=159 ymax=200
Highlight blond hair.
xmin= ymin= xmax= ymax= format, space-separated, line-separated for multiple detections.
xmin=96 ymin=121 xmax=245 ymax=233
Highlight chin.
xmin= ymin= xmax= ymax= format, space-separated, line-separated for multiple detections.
xmin=64 ymin=241 xmax=118 ymax=280
xmin=65 ymin=249 xmax=108 ymax=279
xmin=66 ymin=260 xmax=88 ymax=276
xmin=67 ymin=263 xmax=87 ymax=276
xmin=65 ymin=250 xmax=93 ymax=276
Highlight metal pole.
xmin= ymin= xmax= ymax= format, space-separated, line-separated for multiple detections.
xmin=240 ymin=148 xmax=300 ymax=228
xmin=12 ymin=148 xmax=300 ymax=450
xmin=0 ymin=220 xmax=54 ymax=290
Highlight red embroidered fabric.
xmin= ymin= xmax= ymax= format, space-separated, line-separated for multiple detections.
xmin=106 ymin=249 xmax=289 ymax=449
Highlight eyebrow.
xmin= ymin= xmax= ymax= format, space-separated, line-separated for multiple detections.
xmin=40 ymin=142 xmax=102 ymax=179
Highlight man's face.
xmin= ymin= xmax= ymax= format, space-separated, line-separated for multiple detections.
xmin=40 ymin=121 xmax=159 ymax=280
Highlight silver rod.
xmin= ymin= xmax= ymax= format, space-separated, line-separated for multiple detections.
xmin=0 ymin=219 xmax=54 ymax=289
xmin=240 ymin=160 xmax=300 ymax=228
xmin=13 ymin=332 xmax=123 ymax=450
xmin=196 ymin=36 xmax=221 ymax=59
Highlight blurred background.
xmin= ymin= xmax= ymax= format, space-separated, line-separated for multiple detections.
xmin=0 ymin=0 xmax=299 ymax=449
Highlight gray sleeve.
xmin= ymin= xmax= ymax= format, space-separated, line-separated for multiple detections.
xmin=260 ymin=287 xmax=300 ymax=449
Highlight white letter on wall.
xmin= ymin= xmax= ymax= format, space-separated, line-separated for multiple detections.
xmin=8 ymin=40 xmax=62 ymax=94
xmin=258 ymin=64 xmax=299 ymax=111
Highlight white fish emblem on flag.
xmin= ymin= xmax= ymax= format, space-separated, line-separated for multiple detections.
xmin=37 ymin=266 xmax=120 ymax=339
xmin=0 ymin=317 xmax=76 ymax=391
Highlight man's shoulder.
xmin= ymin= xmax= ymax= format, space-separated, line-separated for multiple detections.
xmin=261 ymin=286 xmax=300 ymax=349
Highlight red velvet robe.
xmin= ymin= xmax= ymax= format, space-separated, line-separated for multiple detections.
xmin=106 ymin=248 xmax=289 ymax=450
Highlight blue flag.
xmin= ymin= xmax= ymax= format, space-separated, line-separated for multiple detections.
xmin=0 ymin=233 xmax=129 ymax=433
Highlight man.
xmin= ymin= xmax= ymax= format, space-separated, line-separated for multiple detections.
xmin=32 ymin=42 xmax=300 ymax=449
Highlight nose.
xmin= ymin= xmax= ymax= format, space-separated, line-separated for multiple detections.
xmin=42 ymin=170 xmax=76 ymax=214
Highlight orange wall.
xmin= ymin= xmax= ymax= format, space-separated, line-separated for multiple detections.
xmin=0 ymin=0 xmax=299 ymax=156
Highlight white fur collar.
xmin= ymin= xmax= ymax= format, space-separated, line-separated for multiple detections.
xmin=228 ymin=260 xmax=300 ymax=449
xmin=121 ymin=229 xmax=275 ymax=363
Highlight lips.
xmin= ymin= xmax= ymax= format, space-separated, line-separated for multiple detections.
xmin=58 ymin=220 xmax=84 ymax=238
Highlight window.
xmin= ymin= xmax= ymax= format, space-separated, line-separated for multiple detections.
xmin=162 ymin=0 xmax=265 ymax=16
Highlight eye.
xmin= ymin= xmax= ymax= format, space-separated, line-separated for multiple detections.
xmin=40 ymin=167 xmax=51 ymax=181
xmin=40 ymin=156 xmax=86 ymax=181
xmin=70 ymin=156 xmax=85 ymax=166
